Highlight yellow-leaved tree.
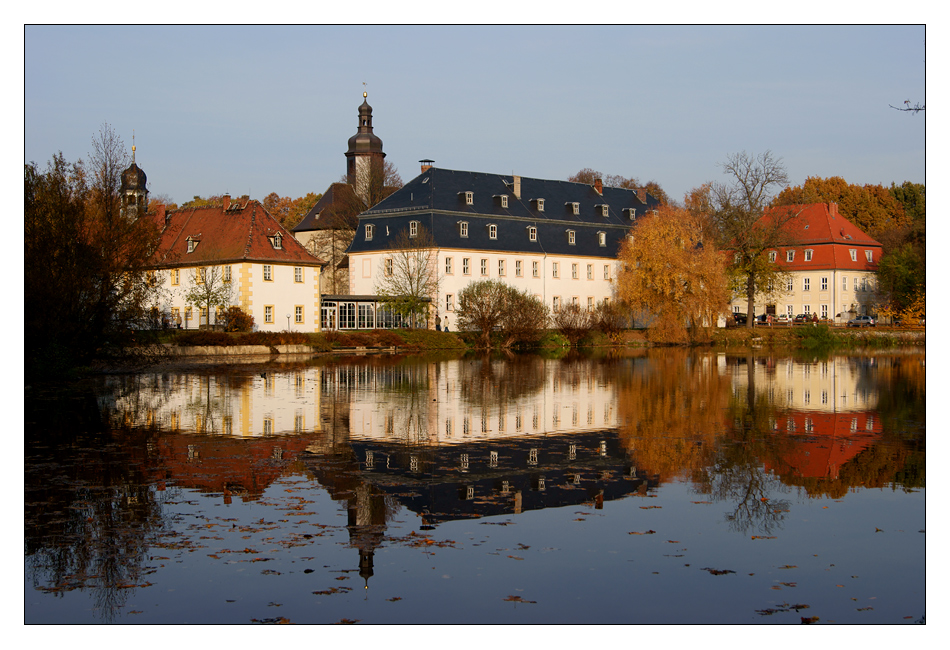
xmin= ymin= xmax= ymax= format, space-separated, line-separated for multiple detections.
xmin=617 ymin=207 xmax=730 ymax=344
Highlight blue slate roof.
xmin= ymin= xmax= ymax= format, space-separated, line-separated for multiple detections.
xmin=347 ymin=167 xmax=660 ymax=258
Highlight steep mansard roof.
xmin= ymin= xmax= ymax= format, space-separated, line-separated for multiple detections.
xmin=148 ymin=199 xmax=324 ymax=268
xmin=348 ymin=167 xmax=661 ymax=257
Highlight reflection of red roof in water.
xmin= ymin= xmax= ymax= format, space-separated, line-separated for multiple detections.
xmin=150 ymin=433 xmax=320 ymax=502
xmin=765 ymin=411 xmax=882 ymax=480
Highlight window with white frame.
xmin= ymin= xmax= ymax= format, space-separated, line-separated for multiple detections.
xmin=223 ymin=265 xmax=231 ymax=282
xmin=769 ymin=251 xmax=777 ymax=262
xmin=804 ymin=249 xmax=813 ymax=261
xmin=598 ymin=232 xmax=606 ymax=247
xmin=498 ymin=259 xmax=505 ymax=276
xmin=501 ymin=195 xmax=508 ymax=208
xmin=481 ymin=259 xmax=488 ymax=276
xmin=532 ymin=260 xmax=539 ymax=278
xmin=263 ymin=265 xmax=272 ymax=281
xmin=187 ymin=237 xmax=197 ymax=253
xmin=295 ymin=305 xmax=303 ymax=323
xmin=463 ymin=258 xmax=470 ymax=275
xmin=821 ymin=277 xmax=828 ymax=291
xmin=803 ymin=277 xmax=810 ymax=291
xmin=445 ymin=257 xmax=453 ymax=274
xmin=528 ymin=226 xmax=537 ymax=241
xmin=569 ymin=202 xmax=580 ymax=215
xmin=598 ymin=204 xmax=608 ymax=217
xmin=849 ymin=249 xmax=857 ymax=261
xmin=567 ymin=229 xmax=576 ymax=245
xmin=552 ymin=262 xmax=559 ymax=278
xmin=786 ymin=250 xmax=795 ymax=262
xmin=786 ymin=278 xmax=794 ymax=291
xmin=587 ymin=297 xmax=594 ymax=311
xmin=464 ymin=191 xmax=473 ymax=205
xmin=865 ymin=250 xmax=873 ymax=262
xmin=861 ymin=277 xmax=867 ymax=292
xmin=821 ymin=304 xmax=828 ymax=319
xmin=604 ymin=264 xmax=610 ymax=280
xmin=410 ymin=221 xmax=419 ymax=237
xmin=587 ymin=264 xmax=593 ymax=279
xmin=459 ymin=221 xmax=468 ymax=237
xmin=803 ymin=304 xmax=811 ymax=315
xmin=787 ymin=305 xmax=794 ymax=317
xmin=265 ymin=305 xmax=273 ymax=323
xmin=294 ymin=266 xmax=303 ymax=283
xmin=553 ymin=296 xmax=560 ymax=312
xmin=489 ymin=224 xmax=497 ymax=239
xmin=365 ymin=224 xmax=374 ymax=240
xmin=385 ymin=258 xmax=393 ymax=276
xmin=515 ymin=260 xmax=523 ymax=277
xmin=842 ymin=276 xmax=848 ymax=290
xmin=571 ymin=263 xmax=578 ymax=279
xmin=446 ymin=294 xmax=454 ymax=311
xmin=535 ymin=198 xmax=545 ymax=211
xmin=273 ymin=233 xmax=282 ymax=249
xmin=171 ymin=268 xmax=180 ymax=285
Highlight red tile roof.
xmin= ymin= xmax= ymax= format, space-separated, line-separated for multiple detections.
xmin=148 ymin=199 xmax=325 ymax=268
xmin=732 ymin=203 xmax=882 ymax=272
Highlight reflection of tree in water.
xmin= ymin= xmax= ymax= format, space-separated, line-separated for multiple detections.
xmin=458 ymin=354 xmax=546 ymax=410
xmin=615 ymin=349 xmax=730 ymax=483
xmin=25 ymin=386 xmax=170 ymax=621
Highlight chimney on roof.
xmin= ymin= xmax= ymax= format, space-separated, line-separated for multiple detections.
xmin=594 ymin=178 xmax=603 ymax=195
xmin=223 ymin=194 xmax=231 ymax=211
xmin=829 ymin=202 xmax=837 ymax=217
xmin=636 ymin=188 xmax=646 ymax=203
xmin=512 ymin=175 xmax=521 ymax=199
xmin=420 ymin=159 xmax=434 ymax=173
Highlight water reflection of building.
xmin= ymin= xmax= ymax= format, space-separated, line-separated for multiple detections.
xmin=721 ymin=354 xmax=883 ymax=481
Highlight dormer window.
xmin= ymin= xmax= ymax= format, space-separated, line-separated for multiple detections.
xmin=567 ymin=229 xmax=576 ymax=245
xmin=528 ymin=226 xmax=537 ymax=242
xmin=533 ymin=198 xmax=545 ymax=212
xmin=865 ymin=250 xmax=873 ymax=262
xmin=597 ymin=232 xmax=606 ymax=247
xmin=804 ymin=249 xmax=813 ymax=261
xmin=410 ymin=221 xmax=419 ymax=238
xmin=365 ymin=224 xmax=374 ymax=240
xmin=625 ymin=208 xmax=636 ymax=220
xmin=488 ymin=224 xmax=498 ymax=240
xmin=459 ymin=191 xmax=474 ymax=205
xmin=186 ymin=237 xmax=198 ymax=253
xmin=849 ymin=249 xmax=857 ymax=262
xmin=566 ymin=202 xmax=580 ymax=215
xmin=596 ymin=204 xmax=608 ymax=217
xmin=768 ymin=251 xmax=777 ymax=262
xmin=459 ymin=221 xmax=469 ymax=238
xmin=494 ymin=194 xmax=508 ymax=208
xmin=786 ymin=250 xmax=795 ymax=262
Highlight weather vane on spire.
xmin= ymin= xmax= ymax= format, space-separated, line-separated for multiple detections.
xmin=132 ymin=129 xmax=136 ymax=162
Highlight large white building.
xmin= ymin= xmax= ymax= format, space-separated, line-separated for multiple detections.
xmin=345 ymin=165 xmax=661 ymax=329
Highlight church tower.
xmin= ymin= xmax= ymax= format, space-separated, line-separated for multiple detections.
xmin=345 ymin=92 xmax=386 ymax=204
xmin=120 ymin=136 xmax=148 ymax=220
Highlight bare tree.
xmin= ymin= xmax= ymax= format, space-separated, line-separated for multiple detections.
xmin=889 ymin=100 xmax=925 ymax=114
xmin=373 ymin=225 xmax=440 ymax=326
xmin=552 ymin=303 xmax=593 ymax=346
xmin=706 ymin=151 xmax=801 ymax=328
xmin=457 ymin=280 xmax=549 ymax=349
xmin=184 ymin=265 xmax=233 ymax=328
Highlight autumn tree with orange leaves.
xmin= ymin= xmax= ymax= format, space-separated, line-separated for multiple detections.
xmin=616 ymin=206 xmax=730 ymax=343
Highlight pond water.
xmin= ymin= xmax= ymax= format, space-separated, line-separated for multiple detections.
xmin=24 ymin=349 xmax=925 ymax=624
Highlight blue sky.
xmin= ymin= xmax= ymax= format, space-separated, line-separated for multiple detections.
xmin=25 ymin=25 xmax=926 ymax=206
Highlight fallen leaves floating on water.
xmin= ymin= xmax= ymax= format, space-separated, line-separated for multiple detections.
xmin=640 ymin=506 xmax=662 ymax=510
xmin=751 ymin=536 xmax=776 ymax=540
xmin=856 ymin=607 xmax=874 ymax=611
xmin=312 ymin=587 xmax=352 ymax=595
xmin=702 ymin=568 xmax=735 ymax=575
xmin=386 ymin=597 xmax=402 ymax=602
xmin=507 ymin=555 xmax=524 ymax=560
xmin=691 ymin=501 xmax=711 ymax=504
xmin=757 ymin=603 xmax=810 ymax=616
xmin=504 ymin=595 xmax=536 ymax=604
xmin=801 ymin=616 xmax=820 ymax=624
xmin=251 ymin=617 xmax=291 ymax=624
xmin=779 ymin=565 xmax=797 ymax=570
xmin=628 ymin=530 xmax=656 ymax=535
xmin=336 ymin=618 xmax=360 ymax=624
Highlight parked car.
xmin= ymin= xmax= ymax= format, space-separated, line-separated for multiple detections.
xmin=847 ymin=315 xmax=876 ymax=327
xmin=733 ymin=312 xmax=749 ymax=325
xmin=775 ymin=314 xmax=790 ymax=323
xmin=792 ymin=314 xmax=809 ymax=323
xmin=756 ymin=314 xmax=770 ymax=324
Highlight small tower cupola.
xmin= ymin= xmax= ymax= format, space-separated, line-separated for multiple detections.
xmin=120 ymin=135 xmax=148 ymax=220
xmin=345 ymin=92 xmax=386 ymax=203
